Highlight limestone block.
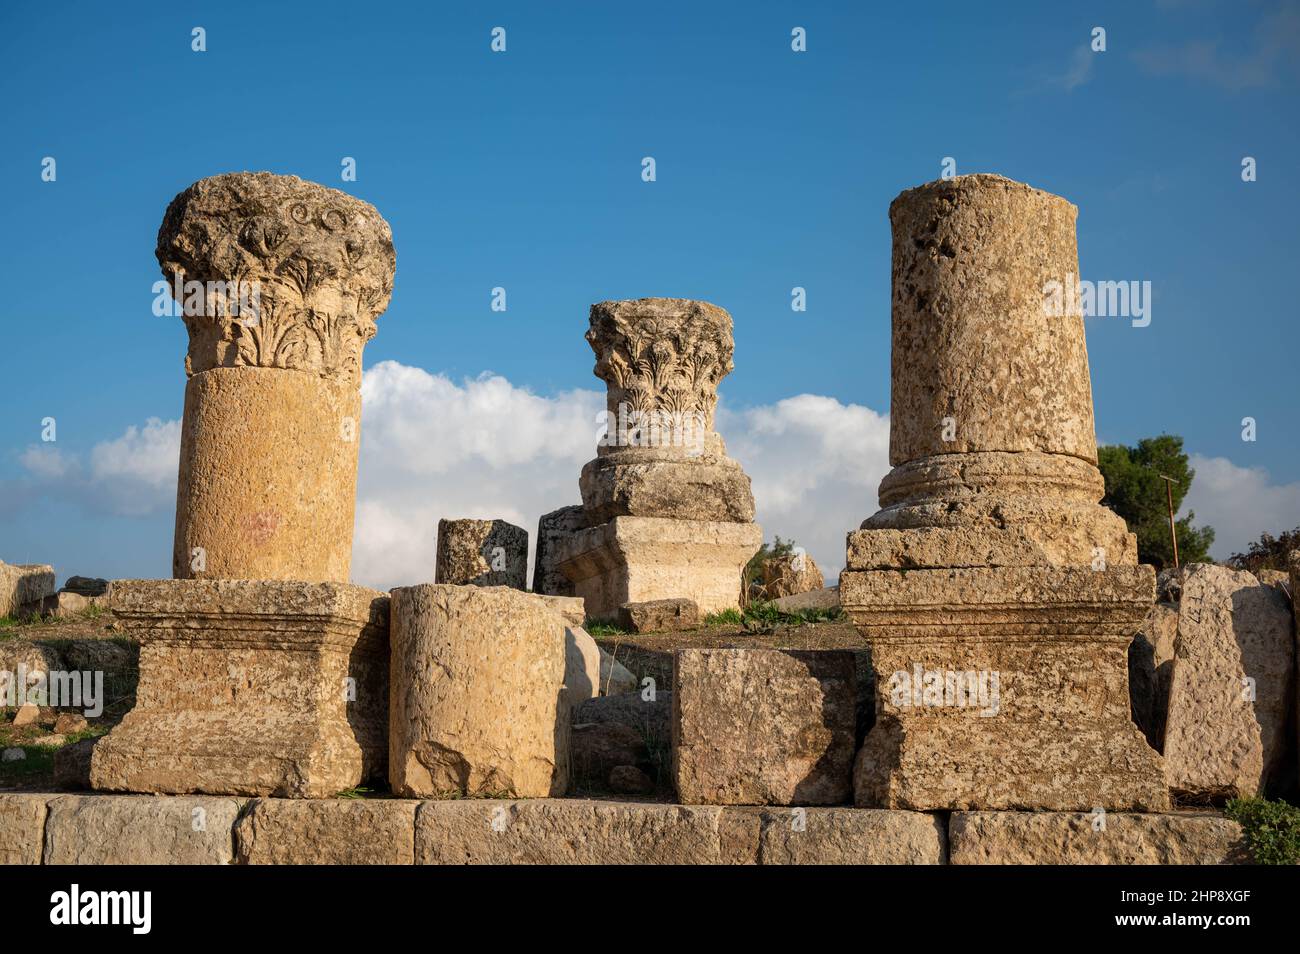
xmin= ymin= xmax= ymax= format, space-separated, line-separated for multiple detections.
xmin=757 ymin=551 xmax=824 ymax=600
xmin=772 ymin=586 xmax=840 ymax=614
xmin=0 ymin=561 xmax=55 ymax=616
xmin=235 ymin=798 xmax=416 ymax=864
xmin=0 ymin=794 xmax=50 ymax=865
xmin=949 ymin=811 xmax=1248 ymax=865
xmin=617 ymin=598 xmax=699 ymax=633
xmin=843 ymin=564 xmax=1167 ymax=811
xmin=44 ymin=794 xmax=241 ymax=864
xmin=1162 ymin=563 xmax=1295 ymax=799
xmin=534 ymin=505 xmax=588 ymax=596
xmin=673 ymin=649 xmax=856 ymax=805
xmin=389 ymin=585 xmax=568 ymax=798
xmin=435 ymin=518 xmax=528 ymax=589
xmin=563 ymin=624 xmax=602 ymax=710
xmin=90 ymin=580 xmax=389 ymax=798
xmin=580 ymin=453 xmax=756 ymax=524
xmin=758 ymin=808 xmax=945 ymax=865
xmin=556 ymin=516 xmax=761 ymax=619
xmin=1129 ymin=602 xmax=1178 ymax=749
xmin=415 ymin=798 xmax=757 ymax=864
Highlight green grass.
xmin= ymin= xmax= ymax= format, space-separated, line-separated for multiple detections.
xmin=585 ymin=619 xmax=631 ymax=638
xmin=704 ymin=601 xmax=843 ymax=629
xmin=1225 ymin=796 xmax=1300 ymax=865
xmin=703 ymin=607 xmax=743 ymax=626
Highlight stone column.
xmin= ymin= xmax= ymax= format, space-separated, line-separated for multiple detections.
xmin=158 ymin=172 xmax=395 ymax=582
xmin=840 ymin=175 xmax=1166 ymax=811
xmin=556 ymin=299 xmax=761 ymax=617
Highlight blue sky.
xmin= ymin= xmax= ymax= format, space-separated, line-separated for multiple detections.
xmin=2 ymin=1 xmax=1298 ymax=586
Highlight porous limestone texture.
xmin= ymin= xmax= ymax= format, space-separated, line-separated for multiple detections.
xmin=555 ymin=516 xmax=760 ymax=619
xmin=44 ymin=794 xmax=242 ymax=865
xmin=235 ymin=798 xmax=416 ymax=864
xmin=757 ymin=551 xmax=825 ymax=600
xmin=90 ymin=580 xmax=389 ymax=798
xmin=0 ymin=561 xmax=55 ymax=616
xmin=533 ymin=505 xmax=588 ymax=596
xmin=949 ymin=811 xmax=1248 ymax=865
xmin=434 ymin=518 xmax=528 ymax=589
xmin=1162 ymin=563 xmax=1295 ymax=799
xmin=616 ymin=598 xmax=699 ymax=633
xmin=673 ymin=649 xmax=857 ymax=805
xmin=159 ymin=172 xmax=395 ymax=582
xmin=840 ymin=175 xmax=1163 ymax=811
xmin=389 ymin=585 xmax=568 ymax=798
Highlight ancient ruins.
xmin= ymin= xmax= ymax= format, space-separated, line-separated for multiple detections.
xmin=2 ymin=170 xmax=1295 ymax=866
xmin=550 ymin=298 xmax=763 ymax=618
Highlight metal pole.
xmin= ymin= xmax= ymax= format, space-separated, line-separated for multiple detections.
xmin=1160 ymin=475 xmax=1180 ymax=569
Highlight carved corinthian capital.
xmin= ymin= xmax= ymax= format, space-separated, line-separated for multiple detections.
xmin=156 ymin=172 xmax=396 ymax=385
xmin=586 ymin=298 xmax=735 ymax=434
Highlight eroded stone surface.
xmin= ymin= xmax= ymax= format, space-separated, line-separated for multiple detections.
xmin=0 ymin=794 xmax=49 ymax=865
xmin=1129 ymin=602 xmax=1179 ymax=749
xmin=556 ymin=516 xmax=760 ymax=619
xmin=44 ymin=794 xmax=241 ymax=864
xmin=759 ymin=807 xmax=945 ymax=865
xmin=1162 ymin=563 xmax=1295 ymax=799
xmin=415 ymin=799 xmax=757 ymax=865
xmin=161 ymin=172 xmax=395 ymax=583
xmin=757 ymin=551 xmax=825 ymax=600
xmin=534 ymin=505 xmax=588 ymax=596
xmin=0 ymin=561 xmax=55 ymax=616
xmin=389 ymin=585 xmax=568 ymax=798
xmin=435 ymin=518 xmax=528 ymax=589
xmin=91 ymin=580 xmax=389 ymax=798
xmin=949 ymin=811 xmax=1248 ymax=865
xmin=235 ymin=798 xmax=415 ymax=864
xmin=673 ymin=649 xmax=856 ymax=806
xmin=617 ymin=598 xmax=699 ymax=633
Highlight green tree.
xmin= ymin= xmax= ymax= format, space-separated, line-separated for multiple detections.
xmin=1097 ymin=435 xmax=1214 ymax=569
xmin=1226 ymin=527 xmax=1300 ymax=573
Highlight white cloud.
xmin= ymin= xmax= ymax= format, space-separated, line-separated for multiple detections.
xmin=351 ymin=362 xmax=891 ymax=590
xmin=19 ymin=445 xmax=79 ymax=480
xmin=1185 ymin=454 xmax=1300 ymax=560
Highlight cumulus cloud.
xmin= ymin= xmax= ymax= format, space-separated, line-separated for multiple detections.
xmin=1185 ymin=454 xmax=1300 ymax=560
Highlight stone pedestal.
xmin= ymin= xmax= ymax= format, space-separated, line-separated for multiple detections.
xmin=389 ymin=585 xmax=569 ymax=798
xmin=840 ymin=175 xmax=1165 ymax=811
xmin=158 ymin=172 xmax=395 ymax=582
xmin=89 ymin=580 xmax=389 ymax=798
xmin=559 ymin=299 xmax=761 ymax=614
xmin=555 ymin=516 xmax=761 ymax=619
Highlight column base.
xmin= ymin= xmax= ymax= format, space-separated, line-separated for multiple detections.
xmin=840 ymin=564 xmax=1167 ymax=811
xmin=90 ymin=580 xmax=388 ymax=799
xmin=555 ymin=516 xmax=761 ymax=620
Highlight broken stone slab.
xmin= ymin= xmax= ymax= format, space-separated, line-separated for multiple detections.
xmin=599 ymin=647 xmax=638 ymax=695
xmin=534 ymin=505 xmax=589 ymax=596
xmin=54 ymin=738 xmax=96 ymax=790
xmin=0 ymin=794 xmax=49 ymax=864
xmin=1129 ymin=602 xmax=1178 ymax=750
xmin=609 ymin=764 xmax=656 ymax=795
xmin=90 ymin=579 xmax=389 ymax=798
xmin=1162 ymin=563 xmax=1295 ymax=800
xmin=563 ymin=624 xmax=602 ymax=710
xmin=435 ymin=518 xmax=529 ymax=590
xmin=757 ymin=551 xmax=825 ymax=600
xmin=758 ymin=807 xmax=945 ymax=865
xmin=62 ymin=576 xmax=109 ymax=597
xmin=389 ymin=584 xmax=568 ymax=798
xmin=617 ymin=598 xmax=699 ymax=633
xmin=40 ymin=591 xmax=108 ymax=618
xmin=771 ymin=585 xmax=839 ymax=614
xmin=573 ymin=690 xmax=671 ymax=740
xmin=949 ymin=811 xmax=1248 ymax=865
xmin=235 ymin=797 xmax=416 ymax=864
xmin=12 ymin=702 xmax=40 ymax=726
xmin=843 ymin=565 xmax=1167 ymax=811
xmin=572 ymin=722 xmax=649 ymax=787
xmin=44 ymin=794 xmax=242 ymax=864
xmin=673 ymin=649 xmax=856 ymax=805
xmin=580 ymin=454 xmax=757 ymax=524
xmin=556 ymin=516 xmax=761 ymax=619
xmin=0 ymin=561 xmax=55 ymax=617
xmin=414 ymin=798 xmax=758 ymax=864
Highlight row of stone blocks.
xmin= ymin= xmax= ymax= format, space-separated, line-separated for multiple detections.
xmin=0 ymin=794 xmax=1247 ymax=865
